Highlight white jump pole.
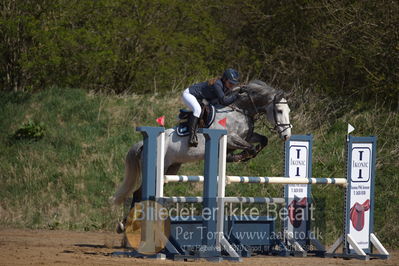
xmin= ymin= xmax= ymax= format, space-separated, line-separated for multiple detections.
xmin=165 ymin=175 xmax=347 ymax=186
xmin=216 ymin=134 xmax=240 ymax=258
xmin=162 ymin=196 xmax=204 ymax=203
xmin=223 ymin=197 xmax=285 ymax=204
xmin=227 ymin=176 xmax=347 ymax=186
xmin=164 ymin=175 xmax=204 ymax=183
xmin=156 ymin=131 xmax=166 ymax=198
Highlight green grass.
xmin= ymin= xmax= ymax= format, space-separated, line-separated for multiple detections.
xmin=0 ymin=88 xmax=397 ymax=247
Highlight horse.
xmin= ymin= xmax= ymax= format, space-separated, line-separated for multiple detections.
xmin=112 ymin=80 xmax=292 ymax=207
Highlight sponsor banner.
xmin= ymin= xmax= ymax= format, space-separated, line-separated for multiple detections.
xmin=346 ymin=137 xmax=376 ymax=253
xmin=285 ymin=136 xmax=312 ymax=246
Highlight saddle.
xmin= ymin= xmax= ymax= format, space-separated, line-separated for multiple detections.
xmin=350 ymin=200 xmax=370 ymax=231
xmin=176 ymin=103 xmax=216 ymax=137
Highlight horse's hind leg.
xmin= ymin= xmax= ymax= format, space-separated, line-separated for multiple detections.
xmin=127 ymin=163 xmax=181 ymax=210
xmin=118 ymin=188 xmax=142 ymax=245
xmin=117 ymin=187 xmax=143 ymax=235
xmin=118 ymin=163 xmax=181 ymax=235
xmin=128 ymin=162 xmax=181 ymax=210
xmin=130 ymin=186 xmax=142 ymax=209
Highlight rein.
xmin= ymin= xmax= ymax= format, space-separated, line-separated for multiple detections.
xmin=246 ymin=91 xmax=260 ymax=116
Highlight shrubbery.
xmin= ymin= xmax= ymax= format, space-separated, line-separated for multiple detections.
xmin=13 ymin=120 xmax=45 ymax=141
xmin=1 ymin=1 xmax=398 ymax=106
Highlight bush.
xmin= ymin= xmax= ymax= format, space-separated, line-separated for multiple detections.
xmin=13 ymin=120 xmax=45 ymax=141
xmin=1 ymin=1 xmax=397 ymax=107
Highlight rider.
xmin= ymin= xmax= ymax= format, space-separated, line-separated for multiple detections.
xmin=182 ymin=68 xmax=240 ymax=147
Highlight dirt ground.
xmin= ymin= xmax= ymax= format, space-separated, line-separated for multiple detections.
xmin=0 ymin=229 xmax=396 ymax=266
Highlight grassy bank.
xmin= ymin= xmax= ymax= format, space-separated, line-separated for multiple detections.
xmin=0 ymin=88 xmax=397 ymax=247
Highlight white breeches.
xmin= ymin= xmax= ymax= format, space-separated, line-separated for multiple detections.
xmin=182 ymin=88 xmax=201 ymax=118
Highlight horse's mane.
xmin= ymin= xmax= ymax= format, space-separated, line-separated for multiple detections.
xmin=245 ymin=79 xmax=278 ymax=96
xmin=232 ymin=80 xmax=281 ymax=110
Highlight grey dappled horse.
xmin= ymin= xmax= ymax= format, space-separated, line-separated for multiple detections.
xmin=112 ymin=80 xmax=292 ymax=206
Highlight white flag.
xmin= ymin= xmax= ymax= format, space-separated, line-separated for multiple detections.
xmin=347 ymin=123 xmax=355 ymax=135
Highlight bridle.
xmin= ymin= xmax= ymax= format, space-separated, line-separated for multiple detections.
xmin=240 ymin=89 xmax=292 ymax=135
xmin=270 ymin=95 xmax=292 ymax=134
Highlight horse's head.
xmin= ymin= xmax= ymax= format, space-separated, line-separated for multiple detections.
xmin=236 ymin=80 xmax=292 ymax=141
xmin=264 ymin=91 xmax=292 ymax=141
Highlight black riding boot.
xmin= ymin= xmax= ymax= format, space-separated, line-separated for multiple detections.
xmin=188 ymin=116 xmax=199 ymax=147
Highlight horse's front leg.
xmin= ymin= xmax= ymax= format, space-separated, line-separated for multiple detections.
xmin=226 ymin=134 xmax=257 ymax=162
xmin=248 ymin=132 xmax=268 ymax=155
xmin=236 ymin=133 xmax=269 ymax=162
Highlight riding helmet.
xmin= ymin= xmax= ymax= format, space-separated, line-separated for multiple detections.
xmin=222 ymin=68 xmax=240 ymax=84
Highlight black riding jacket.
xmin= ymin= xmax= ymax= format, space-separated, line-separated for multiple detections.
xmin=188 ymin=79 xmax=237 ymax=106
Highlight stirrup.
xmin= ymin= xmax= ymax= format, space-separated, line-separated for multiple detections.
xmin=189 ymin=134 xmax=198 ymax=147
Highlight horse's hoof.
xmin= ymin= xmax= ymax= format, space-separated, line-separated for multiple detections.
xmin=248 ymin=148 xmax=257 ymax=156
xmin=255 ymin=144 xmax=263 ymax=152
xmin=116 ymin=221 xmax=125 ymax=234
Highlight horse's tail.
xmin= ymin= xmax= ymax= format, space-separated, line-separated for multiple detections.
xmin=112 ymin=141 xmax=143 ymax=205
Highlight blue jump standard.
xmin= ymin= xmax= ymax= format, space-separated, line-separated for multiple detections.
xmin=199 ymin=128 xmax=227 ymax=258
xmin=137 ymin=126 xmax=165 ymax=201
xmin=136 ymin=127 xmax=232 ymax=261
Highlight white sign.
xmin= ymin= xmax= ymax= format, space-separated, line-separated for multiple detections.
xmin=288 ymin=143 xmax=309 ymax=198
xmin=348 ymin=143 xmax=372 ymax=250
xmin=286 ymin=141 xmax=310 ymax=242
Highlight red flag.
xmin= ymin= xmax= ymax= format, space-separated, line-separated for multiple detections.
xmin=156 ymin=116 xmax=165 ymax=126
xmin=218 ymin=117 xmax=227 ymax=128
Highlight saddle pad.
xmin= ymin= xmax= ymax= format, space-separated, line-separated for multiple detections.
xmin=176 ymin=122 xmax=190 ymax=137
